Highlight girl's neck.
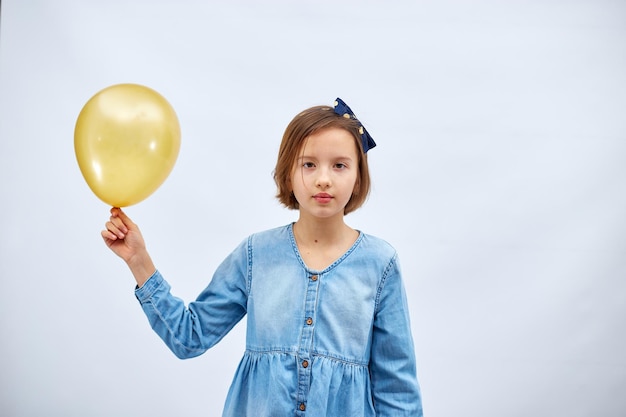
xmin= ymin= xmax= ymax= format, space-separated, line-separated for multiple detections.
xmin=293 ymin=215 xmax=355 ymax=247
xmin=293 ymin=216 xmax=359 ymax=271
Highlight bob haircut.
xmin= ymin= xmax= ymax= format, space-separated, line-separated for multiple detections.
xmin=273 ymin=105 xmax=371 ymax=215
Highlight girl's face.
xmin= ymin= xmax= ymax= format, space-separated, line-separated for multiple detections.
xmin=290 ymin=127 xmax=359 ymax=221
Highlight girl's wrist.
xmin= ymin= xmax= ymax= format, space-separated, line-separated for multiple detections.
xmin=127 ymin=250 xmax=156 ymax=287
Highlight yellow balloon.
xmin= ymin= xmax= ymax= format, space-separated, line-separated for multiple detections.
xmin=74 ymin=84 xmax=181 ymax=207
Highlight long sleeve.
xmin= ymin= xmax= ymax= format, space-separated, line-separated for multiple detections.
xmin=135 ymin=240 xmax=249 ymax=359
xmin=370 ymin=255 xmax=423 ymax=416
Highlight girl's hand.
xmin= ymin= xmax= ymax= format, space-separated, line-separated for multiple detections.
xmin=102 ymin=207 xmax=143 ymax=261
xmin=102 ymin=208 xmax=155 ymax=286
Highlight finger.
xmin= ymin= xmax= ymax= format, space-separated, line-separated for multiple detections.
xmin=109 ymin=215 xmax=127 ymax=232
xmin=101 ymin=228 xmax=118 ymax=241
xmin=112 ymin=208 xmax=135 ymax=231
xmin=106 ymin=219 xmax=126 ymax=239
xmin=108 ymin=208 xmax=124 ymax=233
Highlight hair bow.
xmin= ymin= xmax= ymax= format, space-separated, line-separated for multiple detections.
xmin=333 ymin=98 xmax=376 ymax=153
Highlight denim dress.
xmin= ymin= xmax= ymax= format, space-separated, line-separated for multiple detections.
xmin=135 ymin=224 xmax=422 ymax=416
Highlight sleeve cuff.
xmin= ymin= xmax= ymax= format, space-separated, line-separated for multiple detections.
xmin=134 ymin=270 xmax=164 ymax=303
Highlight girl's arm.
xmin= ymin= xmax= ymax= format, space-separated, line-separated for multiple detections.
xmin=134 ymin=265 xmax=247 ymax=359
xmin=102 ymin=208 xmax=248 ymax=359
xmin=370 ymin=257 xmax=423 ymax=416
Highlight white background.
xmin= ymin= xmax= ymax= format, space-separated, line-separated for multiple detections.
xmin=1 ymin=1 xmax=625 ymax=416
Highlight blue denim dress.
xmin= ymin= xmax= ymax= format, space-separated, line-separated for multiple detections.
xmin=135 ymin=224 xmax=422 ymax=416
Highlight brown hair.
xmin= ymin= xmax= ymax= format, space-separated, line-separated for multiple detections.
xmin=273 ymin=105 xmax=371 ymax=215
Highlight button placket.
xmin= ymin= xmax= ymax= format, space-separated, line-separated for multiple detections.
xmin=295 ymin=273 xmax=320 ymax=413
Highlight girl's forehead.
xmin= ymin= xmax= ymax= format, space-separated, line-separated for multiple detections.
xmin=298 ymin=128 xmax=359 ymax=153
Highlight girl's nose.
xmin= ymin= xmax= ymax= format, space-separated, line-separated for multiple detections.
xmin=315 ymin=169 xmax=331 ymax=189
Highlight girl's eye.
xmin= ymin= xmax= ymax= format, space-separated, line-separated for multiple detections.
xmin=335 ymin=163 xmax=347 ymax=169
xmin=303 ymin=162 xmax=315 ymax=168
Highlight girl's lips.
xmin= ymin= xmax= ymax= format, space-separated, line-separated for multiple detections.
xmin=313 ymin=193 xmax=332 ymax=203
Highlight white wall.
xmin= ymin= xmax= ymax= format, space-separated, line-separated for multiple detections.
xmin=1 ymin=1 xmax=624 ymax=416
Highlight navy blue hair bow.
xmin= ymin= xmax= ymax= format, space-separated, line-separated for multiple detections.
xmin=333 ymin=98 xmax=376 ymax=153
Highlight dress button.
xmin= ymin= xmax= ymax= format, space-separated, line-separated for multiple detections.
xmin=302 ymin=360 xmax=309 ymax=368
xmin=306 ymin=317 xmax=313 ymax=325
xmin=299 ymin=402 xmax=306 ymax=411
xmin=310 ymin=275 xmax=318 ymax=281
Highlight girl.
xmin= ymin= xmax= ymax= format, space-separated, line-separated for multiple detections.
xmin=102 ymin=98 xmax=423 ymax=416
